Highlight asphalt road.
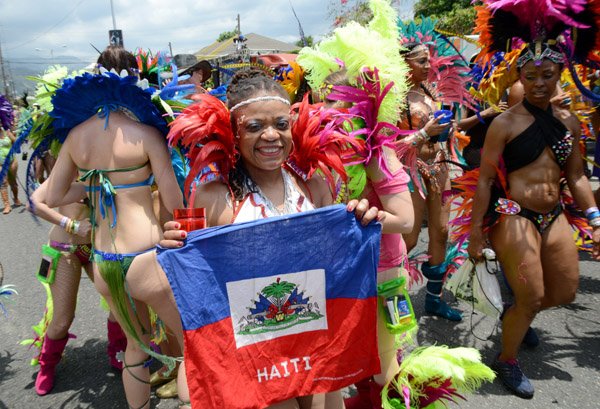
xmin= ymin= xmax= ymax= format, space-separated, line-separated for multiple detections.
xmin=0 ymin=159 xmax=598 ymax=409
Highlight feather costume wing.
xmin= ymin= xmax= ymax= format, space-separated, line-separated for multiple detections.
xmin=287 ymin=95 xmax=364 ymax=194
xmin=298 ymin=0 xmax=409 ymax=124
xmin=383 ymin=346 xmax=495 ymax=409
xmin=167 ymin=94 xmax=236 ymax=201
xmin=0 ymin=94 xmax=14 ymax=131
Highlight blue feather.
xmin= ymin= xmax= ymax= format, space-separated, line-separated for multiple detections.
xmin=0 ymin=124 xmax=32 ymax=185
xmin=50 ymin=72 xmax=169 ymax=141
xmin=568 ymin=64 xmax=600 ymax=103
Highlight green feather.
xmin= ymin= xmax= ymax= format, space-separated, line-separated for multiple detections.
xmin=383 ymin=345 xmax=495 ymax=408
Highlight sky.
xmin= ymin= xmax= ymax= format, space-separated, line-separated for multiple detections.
xmin=0 ymin=0 xmax=415 ymax=93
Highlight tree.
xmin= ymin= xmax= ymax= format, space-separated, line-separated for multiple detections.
xmin=328 ymin=0 xmax=403 ymax=28
xmin=413 ymin=0 xmax=476 ymax=35
xmin=295 ymin=36 xmax=314 ymax=48
xmin=217 ymin=30 xmax=237 ymax=42
xmin=326 ymin=0 xmax=476 ymax=35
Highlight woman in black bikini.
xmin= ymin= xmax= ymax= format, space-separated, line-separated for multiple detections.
xmin=467 ymin=47 xmax=600 ymax=399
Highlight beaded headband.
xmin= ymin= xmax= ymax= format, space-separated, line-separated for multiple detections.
xmin=229 ymin=95 xmax=291 ymax=113
xmin=517 ymin=41 xmax=565 ymax=68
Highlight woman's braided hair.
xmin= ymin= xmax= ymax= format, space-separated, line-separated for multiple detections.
xmin=226 ymin=69 xmax=290 ymax=202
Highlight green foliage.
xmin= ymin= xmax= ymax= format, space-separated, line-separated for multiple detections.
xmin=327 ymin=0 xmax=402 ymax=28
xmin=262 ymin=280 xmax=296 ymax=302
xmin=413 ymin=0 xmax=477 ymax=35
xmin=217 ymin=30 xmax=237 ymax=42
xmin=295 ymin=35 xmax=314 ymax=48
xmin=414 ymin=0 xmax=470 ymax=16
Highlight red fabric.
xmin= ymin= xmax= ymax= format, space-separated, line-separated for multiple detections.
xmin=183 ymin=298 xmax=380 ymax=409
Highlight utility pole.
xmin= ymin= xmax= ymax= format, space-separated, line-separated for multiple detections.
xmin=110 ymin=0 xmax=117 ymax=30
xmin=236 ymin=14 xmax=241 ymax=35
xmin=168 ymin=42 xmax=173 ymax=58
xmin=108 ymin=0 xmax=123 ymax=46
xmin=0 ymin=34 xmax=11 ymax=99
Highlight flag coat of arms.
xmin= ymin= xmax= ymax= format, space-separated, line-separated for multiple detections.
xmin=157 ymin=204 xmax=381 ymax=408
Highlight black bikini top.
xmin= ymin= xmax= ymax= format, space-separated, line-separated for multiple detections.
xmin=502 ymin=99 xmax=573 ymax=174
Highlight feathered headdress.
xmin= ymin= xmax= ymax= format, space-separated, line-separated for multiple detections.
xmin=0 ymin=94 xmax=14 ymax=131
xmin=51 ymin=72 xmax=168 ymax=140
xmin=382 ymin=346 xmax=495 ymax=409
xmin=288 ymin=94 xmax=364 ymax=193
xmin=398 ymin=16 xmax=476 ymax=109
xmin=297 ymin=0 xmax=410 ymax=125
xmin=275 ymin=62 xmax=305 ymax=103
xmin=167 ymin=92 xmax=364 ymax=204
xmin=474 ymin=0 xmax=600 ymax=101
xmin=167 ymin=93 xmax=237 ymax=204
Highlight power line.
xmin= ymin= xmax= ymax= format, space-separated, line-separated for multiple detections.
xmin=7 ymin=0 xmax=88 ymax=51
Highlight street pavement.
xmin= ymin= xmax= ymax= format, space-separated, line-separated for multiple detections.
xmin=0 ymin=159 xmax=598 ymax=409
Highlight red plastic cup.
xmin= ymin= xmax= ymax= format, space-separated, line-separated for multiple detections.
xmin=173 ymin=207 xmax=206 ymax=232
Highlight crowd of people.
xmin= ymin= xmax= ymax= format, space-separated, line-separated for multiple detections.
xmin=2 ymin=0 xmax=600 ymax=408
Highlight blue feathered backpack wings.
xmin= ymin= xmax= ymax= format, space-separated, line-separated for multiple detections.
xmin=50 ymin=72 xmax=168 ymax=143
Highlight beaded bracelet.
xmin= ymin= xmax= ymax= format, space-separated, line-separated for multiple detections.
xmin=72 ymin=220 xmax=80 ymax=235
xmin=419 ymin=128 xmax=429 ymax=141
xmin=590 ymin=217 xmax=600 ymax=228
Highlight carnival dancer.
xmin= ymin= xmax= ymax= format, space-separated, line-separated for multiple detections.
xmin=296 ymin=1 xmax=416 ymax=405
xmin=28 ymin=180 xmax=127 ymax=395
xmin=41 ymin=46 xmax=183 ymax=409
xmin=0 ymin=95 xmax=21 ymax=214
xmin=396 ymin=17 xmax=476 ymax=322
xmin=464 ymin=0 xmax=600 ymax=399
xmin=146 ymin=67 xmax=387 ymax=408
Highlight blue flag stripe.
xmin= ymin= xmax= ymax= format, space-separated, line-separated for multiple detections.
xmin=158 ymin=204 xmax=381 ymax=331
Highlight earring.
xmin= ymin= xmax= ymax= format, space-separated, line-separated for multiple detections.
xmin=235 ymin=134 xmax=240 ymax=139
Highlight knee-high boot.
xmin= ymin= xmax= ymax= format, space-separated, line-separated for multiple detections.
xmin=422 ymin=262 xmax=462 ymax=321
xmin=369 ymin=381 xmax=384 ymax=409
xmin=344 ymin=377 xmax=373 ymax=409
xmin=107 ymin=319 xmax=127 ymax=371
xmin=1 ymin=186 xmax=10 ymax=214
xmin=35 ymin=335 xmax=69 ymax=395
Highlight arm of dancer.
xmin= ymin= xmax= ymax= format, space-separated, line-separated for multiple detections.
xmin=146 ymin=128 xmax=184 ymax=214
xmin=400 ymin=104 xmax=451 ymax=148
xmin=28 ymin=179 xmax=91 ymax=237
xmin=467 ymin=115 xmax=510 ymax=259
xmin=562 ymin=114 xmax=600 ymax=259
xmin=365 ymin=146 xmax=414 ymax=234
xmin=457 ymin=102 xmax=507 ymax=132
xmin=45 ymin=138 xmax=82 ymax=208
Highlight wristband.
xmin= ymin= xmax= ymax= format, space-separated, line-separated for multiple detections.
xmin=72 ymin=220 xmax=80 ymax=235
xmin=585 ymin=206 xmax=599 ymax=217
xmin=586 ymin=210 xmax=600 ymax=221
xmin=60 ymin=216 xmax=69 ymax=228
xmin=64 ymin=218 xmax=73 ymax=233
xmin=419 ymin=128 xmax=429 ymax=141
xmin=590 ymin=217 xmax=600 ymax=228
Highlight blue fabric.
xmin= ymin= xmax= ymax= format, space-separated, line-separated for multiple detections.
xmin=157 ymin=204 xmax=381 ymax=332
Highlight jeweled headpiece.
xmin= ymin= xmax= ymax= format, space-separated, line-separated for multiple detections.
xmin=474 ymin=0 xmax=600 ymax=101
xmin=517 ymin=40 xmax=566 ymax=68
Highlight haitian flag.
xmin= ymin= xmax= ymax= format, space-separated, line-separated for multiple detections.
xmin=157 ymin=204 xmax=381 ymax=408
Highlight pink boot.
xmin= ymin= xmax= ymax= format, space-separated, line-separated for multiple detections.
xmin=35 ymin=335 xmax=69 ymax=395
xmin=344 ymin=377 xmax=373 ymax=409
xmin=107 ymin=319 xmax=127 ymax=371
xmin=370 ymin=381 xmax=384 ymax=409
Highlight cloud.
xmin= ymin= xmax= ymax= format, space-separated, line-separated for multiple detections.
xmin=1 ymin=0 xmax=332 ymax=62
